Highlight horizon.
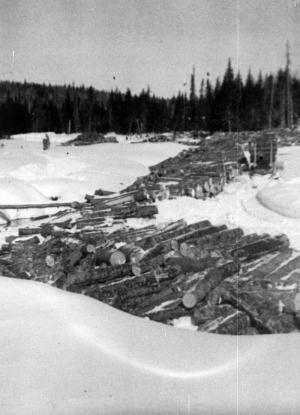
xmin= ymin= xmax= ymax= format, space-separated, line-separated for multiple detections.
xmin=1 ymin=0 xmax=300 ymax=97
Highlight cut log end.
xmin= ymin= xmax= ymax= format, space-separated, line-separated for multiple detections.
xmin=110 ymin=251 xmax=126 ymax=266
xmin=182 ymin=292 xmax=198 ymax=309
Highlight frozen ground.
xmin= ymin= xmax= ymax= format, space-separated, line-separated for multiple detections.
xmin=1 ymin=276 xmax=300 ymax=415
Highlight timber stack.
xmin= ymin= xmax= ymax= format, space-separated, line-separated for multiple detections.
xmin=1 ymin=213 xmax=300 ymax=335
xmin=122 ymin=136 xmax=244 ymax=200
xmin=63 ymin=132 xmax=118 ymax=146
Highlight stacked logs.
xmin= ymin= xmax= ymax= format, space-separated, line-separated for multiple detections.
xmin=62 ymin=132 xmax=118 ymax=146
xmin=1 ymin=211 xmax=299 ymax=335
xmin=121 ymin=139 xmax=244 ymax=201
xmin=76 ymin=189 xmax=158 ymax=229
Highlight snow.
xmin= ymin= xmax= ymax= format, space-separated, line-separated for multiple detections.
xmin=3 ymin=134 xmax=300 ymax=250
xmin=2 ymin=134 xmax=300 ymax=412
xmin=1 ymin=276 xmax=300 ymax=414
xmin=257 ymin=146 xmax=300 ymax=219
xmin=0 ymin=134 xmax=184 ymax=222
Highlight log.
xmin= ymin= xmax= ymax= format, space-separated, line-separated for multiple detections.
xmin=67 ymin=263 xmax=133 ymax=286
xmin=94 ymin=189 xmax=115 ymax=196
xmin=148 ymin=306 xmax=190 ymax=323
xmin=196 ymin=305 xmax=251 ymax=335
xmin=0 ymin=201 xmax=82 ymax=209
xmin=142 ymin=242 xmax=170 ymax=262
xmin=182 ymin=260 xmax=239 ymax=308
xmin=30 ymin=214 xmax=50 ymax=221
xmin=136 ymin=219 xmax=211 ymax=250
xmin=266 ymin=254 xmax=300 ymax=282
xmin=132 ymin=256 xmax=166 ymax=277
xmin=18 ymin=227 xmax=41 ymax=236
xmin=118 ymin=244 xmax=145 ymax=264
xmin=244 ymin=249 xmax=294 ymax=280
xmin=135 ymin=286 xmax=182 ymax=315
xmin=171 ymin=225 xmax=227 ymax=251
xmin=225 ymin=287 xmax=296 ymax=334
xmin=231 ymin=235 xmax=289 ymax=261
xmin=165 ymin=256 xmax=216 ymax=274
xmin=180 ymin=227 xmax=244 ymax=257
xmin=95 ymin=248 xmax=126 ymax=266
xmin=15 ymin=235 xmax=40 ymax=245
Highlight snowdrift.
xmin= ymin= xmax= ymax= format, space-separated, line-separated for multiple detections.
xmin=256 ymin=145 xmax=300 ymax=219
xmin=1 ymin=277 xmax=300 ymax=415
xmin=257 ymin=179 xmax=300 ymax=218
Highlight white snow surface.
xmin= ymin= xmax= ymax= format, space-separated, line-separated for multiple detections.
xmin=2 ymin=135 xmax=300 ymax=250
xmin=257 ymin=146 xmax=300 ymax=219
xmin=2 ymin=135 xmax=300 ymax=412
xmin=0 ymin=133 xmax=184 ymax=221
xmin=1 ymin=276 xmax=300 ymax=415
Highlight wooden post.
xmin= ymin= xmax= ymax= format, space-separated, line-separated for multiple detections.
xmin=254 ymin=141 xmax=257 ymax=168
xmin=221 ymin=151 xmax=226 ymax=182
xmin=68 ymin=119 xmax=71 ymax=135
xmin=270 ymin=139 xmax=273 ymax=169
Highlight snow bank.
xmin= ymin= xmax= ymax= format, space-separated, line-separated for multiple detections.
xmin=257 ymin=179 xmax=300 ymax=219
xmin=252 ymin=145 xmax=300 ymax=246
xmin=256 ymin=145 xmax=300 ymax=219
xmin=1 ymin=276 xmax=300 ymax=415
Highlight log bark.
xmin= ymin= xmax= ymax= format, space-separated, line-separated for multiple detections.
xmin=182 ymin=260 xmax=239 ymax=308
xmin=18 ymin=227 xmax=41 ymax=236
xmin=67 ymin=263 xmax=133 ymax=286
xmin=196 ymin=304 xmax=251 ymax=335
xmin=171 ymin=225 xmax=227 ymax=251
xmin=231 ymin=235 xmax=289 ymax=261
xmin=0 ymin=201 xmax=81 ymax=209
xmin=136 ymin=219 xmax=211 ymax=250
xmin=180 ymin=227 xmax=244 ymax=257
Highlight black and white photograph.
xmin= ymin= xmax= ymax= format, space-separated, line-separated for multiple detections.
xmin=1 ymin=0 xmax=300 ymax=413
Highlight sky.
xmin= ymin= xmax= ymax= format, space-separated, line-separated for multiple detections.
xmin=1 ymin=0 xmax=300 ymax=97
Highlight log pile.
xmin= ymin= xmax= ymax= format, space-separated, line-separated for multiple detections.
xmin=62 ymin=132 xmax=118 ymax=146
xmin=0 ymin=132 xmax=286 ymax=335
xmin=122 ymin=138 xmax=244 ymax=201
xmin=68 ymin=189 xmax=159 ymax=230
xmin=1 ymin=210 xmax=299 ymax=335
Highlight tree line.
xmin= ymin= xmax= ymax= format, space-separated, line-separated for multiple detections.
xmin=0 ymin=58 xmax=299 ymax=137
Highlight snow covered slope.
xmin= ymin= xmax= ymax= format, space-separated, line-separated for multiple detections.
xmin=1 ymin=276 xmax=300 ymax=415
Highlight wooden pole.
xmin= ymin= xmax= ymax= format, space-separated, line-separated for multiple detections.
xmin=0 ymin=201 xmax=81 ymax=209
xmin=270 ymin=139 xmax=273 ymax=169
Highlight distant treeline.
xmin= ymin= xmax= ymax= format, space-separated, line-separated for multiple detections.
xmin=0 ymin=58 xmax=299 ymax=136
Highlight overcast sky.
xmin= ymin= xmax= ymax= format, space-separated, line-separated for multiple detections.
xmin=1 ymin=0 xmax=300 ymax=96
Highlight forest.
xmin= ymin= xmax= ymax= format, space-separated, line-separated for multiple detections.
xmin=0 ymin=58 xmax=299 ymax=137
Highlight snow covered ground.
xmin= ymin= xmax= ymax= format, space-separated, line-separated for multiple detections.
xmin=2 ymin=133 xmax=300 ymax=413
xmin=0 ymin=133 xmax=184 ymax=222
xmin=2 ymin=133 xmax=300 ymax=248
xmin=1 ymin=276 xmax=300 ymax=415
xmin=257 ymin=146 xmax=300 ymax=219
